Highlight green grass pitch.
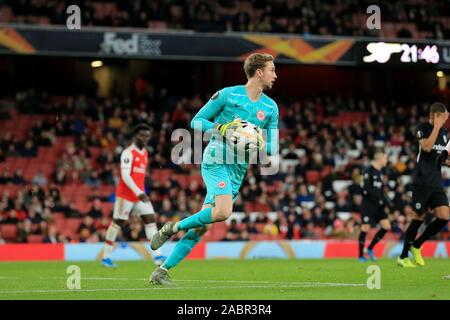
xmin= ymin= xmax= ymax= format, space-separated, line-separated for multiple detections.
xmin=0 ymin=259 xmax=448 ymax=300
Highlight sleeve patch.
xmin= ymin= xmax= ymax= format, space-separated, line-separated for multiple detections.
xmin=211 ymin=91 xmax=219 ymax=100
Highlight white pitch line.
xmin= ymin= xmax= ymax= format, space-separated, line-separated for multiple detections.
xmin=0 ymin=276 xmax=364 ymax=287
xmin=0 ymin=282 xmax=365 ymax=295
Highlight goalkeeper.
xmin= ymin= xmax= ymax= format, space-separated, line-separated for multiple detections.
xmin=149 ymin=53 xmax=279 ymax=285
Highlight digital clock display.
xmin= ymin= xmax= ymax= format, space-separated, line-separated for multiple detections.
xmin=362 ymin=42 xmax=440 ymax=64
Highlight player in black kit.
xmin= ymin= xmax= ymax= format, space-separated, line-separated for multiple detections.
xmin=358 ymin=151 xmax=391 ymax=262
xmin=398 ymin=102 xmax=450 ymax=267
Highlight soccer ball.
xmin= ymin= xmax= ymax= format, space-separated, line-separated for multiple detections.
xmin=232 ymin=121 xmax=260 ymax=154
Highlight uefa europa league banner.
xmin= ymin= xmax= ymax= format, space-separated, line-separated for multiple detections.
xmin=0 ymin=25 xmax=357 ymax=65
xmin=1 ymin=25 xmax=450 ymax=68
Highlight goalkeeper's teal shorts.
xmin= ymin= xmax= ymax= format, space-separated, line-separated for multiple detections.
xmin=201 ymin=163 xmax=245 ymax=206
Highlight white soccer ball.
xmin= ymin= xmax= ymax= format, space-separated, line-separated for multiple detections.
xmin=232 ymin=121 xmax=260 ymax=154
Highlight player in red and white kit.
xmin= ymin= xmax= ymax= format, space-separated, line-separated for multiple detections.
xmin=101 ymin=124 xmax=165 ymax=268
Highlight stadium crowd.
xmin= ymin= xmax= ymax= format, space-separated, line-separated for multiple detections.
xmin=0 ymin=84 xmax=449 ymax=244
xmin=1 ymin=0 xmax=450 ymax=39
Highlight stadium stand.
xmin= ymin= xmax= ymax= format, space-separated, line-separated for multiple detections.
xmin=1 ymin=0 xmax=450 ymax=39
xmin=0 ymin=87 xmax=449 ymax=243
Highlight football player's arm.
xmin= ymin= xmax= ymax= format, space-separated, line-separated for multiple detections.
xmin=419 ymin=115 xmax=446 ymax=152
xmin=120 ymin=150 xmax=145 ymax=198
xmin=419 ymin=128 xmax=439 ymax=153
xmin=264 ymin=106 xmax=279 ymax=156
xmin=190 ymin=89 xmax=226 ymax=132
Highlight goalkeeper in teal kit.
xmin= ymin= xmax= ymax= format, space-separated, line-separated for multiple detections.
xmin=149 ymin=53 xmax=279 ymax=285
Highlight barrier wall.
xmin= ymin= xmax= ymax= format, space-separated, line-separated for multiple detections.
xmin=0 ymin=240 xmax=448 ymax=261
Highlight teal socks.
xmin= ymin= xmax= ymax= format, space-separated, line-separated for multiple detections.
xmin=177 ymin=207 xmax=213 ymax=231
xmin=162 ymin=229 xmax=203 ymax=270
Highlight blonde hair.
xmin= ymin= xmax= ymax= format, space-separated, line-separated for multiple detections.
xmin=244 ymin=53 xmax=274 ymax=79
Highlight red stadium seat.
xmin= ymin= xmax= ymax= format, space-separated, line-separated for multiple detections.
xmin=306 ymin=170 xmax=320 ymax=184
xmin=52 ymin=212 xmax=66 ymax=232
xmin=250 ymin=234 xmax=271 ymax=241
xmin=207 ymin=222 xmax=228 ymax=241
xmin=27 ymin=234 xmax=44 ymax=243
xmin=63 ymin=218 xmax=82 ymax=238
xmin=173 ymin=174 xmax=189 ymax=189
xmin=102 ymin=202 xmax=114 ymax=217
xmin=321 ymin=166 xmax=334 ymax=178
xmin=151 ymin=169 xmax=174 ymax=183
xmin=0 ymin=224 xmax=18 ymax=241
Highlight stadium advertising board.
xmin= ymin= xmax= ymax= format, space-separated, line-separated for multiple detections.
xmin=0 ymin=241 xmax=448 ymax=261
xmin=0 ymin=25 xmax=357 ymax=65
xmin=2 ymin=25 xmax=450 ymax=68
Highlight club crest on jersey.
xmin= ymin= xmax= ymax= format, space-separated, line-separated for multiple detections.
xmin=257 ymin=110 xmax=266 ymax=121
xmin=218 ymin=181 xmax=226 ymax=189
xmin=415 ymin=203 xmax=421 ymax=210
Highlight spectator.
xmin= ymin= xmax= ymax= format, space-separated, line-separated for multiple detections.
xmin=52 ymin=168 xmax=67 ymax=185
xmin=66 ymin=202 xmax=81 ymax=218
xmin=87 ymin=199 xmax=103 ymax=219
xmin=12 ymin=169 xmax=25 ymax=185
xmin=31 ymin=170 xmax=48 ymax=187
xmin=43 ymin=224 xmax=62 ymax=243
xmin=21 ymin=138 xmax=37 ymax=157
xmin=223 ymin=219 xmax=241 ymax=241
xmin=0 ymin=169 xmax=11 ymax=184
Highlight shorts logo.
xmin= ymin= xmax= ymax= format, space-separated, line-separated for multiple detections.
xmin=257 ymin=110 xmax=266 ymax=121
xmin=415 ymin=203 xmax=421 ymax=210
xmin=218 ymin=181 xmax=226 ymax=189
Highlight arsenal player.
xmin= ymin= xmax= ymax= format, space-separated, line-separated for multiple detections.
xmin=101 ymin=124 xmax=165 ymax=268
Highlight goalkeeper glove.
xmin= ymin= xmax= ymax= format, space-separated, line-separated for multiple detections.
xmin=247 ymin=126 xmax=265 ymax=151
xmin=214 ymin=118 xmax=244 ymax=142
xmin=254 ymin=126 xmax=265 ymax=150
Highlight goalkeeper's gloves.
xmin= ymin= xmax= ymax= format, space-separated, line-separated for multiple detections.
xmin=255 ymin=126 xmax=265 ymax=150
xmin=247 ymin=126 xmax=265 ymax=151
xmin=214 ymin=118 xmax=244 ymax=142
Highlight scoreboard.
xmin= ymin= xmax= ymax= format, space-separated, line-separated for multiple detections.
xmin=360 ymin=41 xmax=450 ymax=68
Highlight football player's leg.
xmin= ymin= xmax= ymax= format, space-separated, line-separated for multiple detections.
xmin=411 ymin=204 xmax=449 ymax=266
xmin=399 ymin=211 xmax=424 ymax=259
xmin=137 ymin=201 xmax=166 ymax=265
xmin=367 ymin=218 xmax=390 ymax=261
xmin=359 ymin=223 xmax=369 ymax=261
xmin=399 ymin=188 xmax=427 ymax=260
xmin=150 ymin=206 xmax=211 ymax=285
xmin=162 ymin=208 xmax=211 ymax=271
xmin=102 ymin=197 xmax=132 ymax=267
xmin=176 ymin=164 xmax=233 ymax=230
xmin=151 ymin=165 xmax=232 ymax=251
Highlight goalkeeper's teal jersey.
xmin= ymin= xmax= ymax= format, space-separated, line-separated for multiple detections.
xmin=190 ymin=85 xmax=279 ymax=168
